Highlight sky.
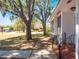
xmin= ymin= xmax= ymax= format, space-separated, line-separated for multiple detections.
xmin=0 ymin=0 xmax=58 ymax=26
xmin=50 ymin=0 xmax=59 ymax=12
xmin=0 ymin=12 xmax=13 ymax=26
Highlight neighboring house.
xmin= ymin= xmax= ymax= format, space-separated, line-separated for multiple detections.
xmin=34 ymin=22 xmax=42 ymax=30
xmin=50 ymin=0 xmax=79 ymax=59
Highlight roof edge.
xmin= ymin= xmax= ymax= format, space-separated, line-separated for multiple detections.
xmin=50 ymin=0 xmax=62 ymax=20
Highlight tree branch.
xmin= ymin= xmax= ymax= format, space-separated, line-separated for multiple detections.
xmin=8 ymin=0 xmax=21 ymax=16
xmin=18 ymin=0 xmax=27 ymax=22
xmin=31 ymin=0 xmax=35 ymax=16
xmin=5 ymin=9 xmax=20 ymax=17
xmin=18 ymin=0 xmax=24 ymax=14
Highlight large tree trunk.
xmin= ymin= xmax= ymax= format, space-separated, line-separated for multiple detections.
xmin=21 ymin=15 xmax=32 ymax=41
xmin=42 ymin=22 xmax=46 ymax=35
xmin=25 ymin=21 xmax=32 ymax=41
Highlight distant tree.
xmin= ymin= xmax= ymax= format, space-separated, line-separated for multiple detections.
xmin=3 ymin=26 xmax=13 ymax=31
xmin=0 ymin=26 xmax=3 ymax=32
xmin=13 ymin=18 xmax=25 ymax=32
xmin=35 ymin=0 xmax=52 ymax=35
xmin=31 ymin=17 xmax=38 ymax=30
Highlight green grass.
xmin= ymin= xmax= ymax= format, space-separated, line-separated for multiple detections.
xmin=44 ymin=32 xmax=51 ymax=37
xmin=0 ymin=33 xmax=50 ymax=50
xmin=0 ymin=36 xmax=27 ymax=50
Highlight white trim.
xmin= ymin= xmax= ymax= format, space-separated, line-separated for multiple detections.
xmin=75 ymin=0 xmax=79 ymax=59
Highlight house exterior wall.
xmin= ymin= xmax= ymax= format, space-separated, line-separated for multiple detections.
xmin=51 ymin=11 xmax=75 ymax=44
xmin=62 ymin=11 xmax=75 ymax=36
xmin=51 ymin=0 xmax=79 ymax=58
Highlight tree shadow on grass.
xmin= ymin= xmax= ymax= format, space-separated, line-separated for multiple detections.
xmin=32 ymin=33 xmax=43 ymax=39
xmin=0 ymin=33 xmax=44 ymax=50
xmin=0 ymin=32 xmax=51 ymax=51
xmin=0 ymin=36 xmax=34 ymax=50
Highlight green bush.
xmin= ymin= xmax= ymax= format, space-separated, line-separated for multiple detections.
xmin=46 ymin=27 xmax=51 ymax=32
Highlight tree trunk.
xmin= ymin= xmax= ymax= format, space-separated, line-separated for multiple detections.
xmin=25 ymin=21 xmax=32 ymax=41
xmin=42 ymin=22 xmax=46 ymax=35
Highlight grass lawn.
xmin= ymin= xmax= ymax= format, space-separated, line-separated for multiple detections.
xmin=0 ymin=32 xmax=50 ymax=50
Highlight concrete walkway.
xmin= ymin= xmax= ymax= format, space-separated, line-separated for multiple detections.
xmin=0 ymin=50 xmax=32 ymax=59
xmin=30 ymin=48 xmax=57 ymax=59
xmin=30 ymin=37 xmax=57 ymax=59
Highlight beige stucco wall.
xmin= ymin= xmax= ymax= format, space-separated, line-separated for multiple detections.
xmin=62 ymin=11 xmax=75 ymax=36
xmin=51 ymin=0 xmax=79 ymax=58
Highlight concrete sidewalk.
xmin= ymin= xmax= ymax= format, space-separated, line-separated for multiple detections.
xmin=30 ymin=49 xmax=57 ymax=59
xmin=29 ymin=37 xmax=57 ymax=59
xmin=0 ymin=50 xmax=32 ymax=59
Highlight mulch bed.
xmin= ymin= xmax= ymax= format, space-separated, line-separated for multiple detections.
xmin=52 ymin=44 xmax=75 ymax=59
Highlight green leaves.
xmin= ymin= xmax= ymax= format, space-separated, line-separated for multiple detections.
xmin=1 ymin=7 xmax=6 ymax=17
xmin=13 ymin=18 xmax=25 ymax=31
xmin=35 ymin=0 xmax=52 ymax=21
xmin=10 ymin=15 xmax=15 ymax=22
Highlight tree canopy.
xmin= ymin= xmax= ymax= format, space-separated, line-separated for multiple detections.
xmin=35 ymin=0 xmax=52 ymax=35
xmin=0 ymin=0 xmax=54 ymax=40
